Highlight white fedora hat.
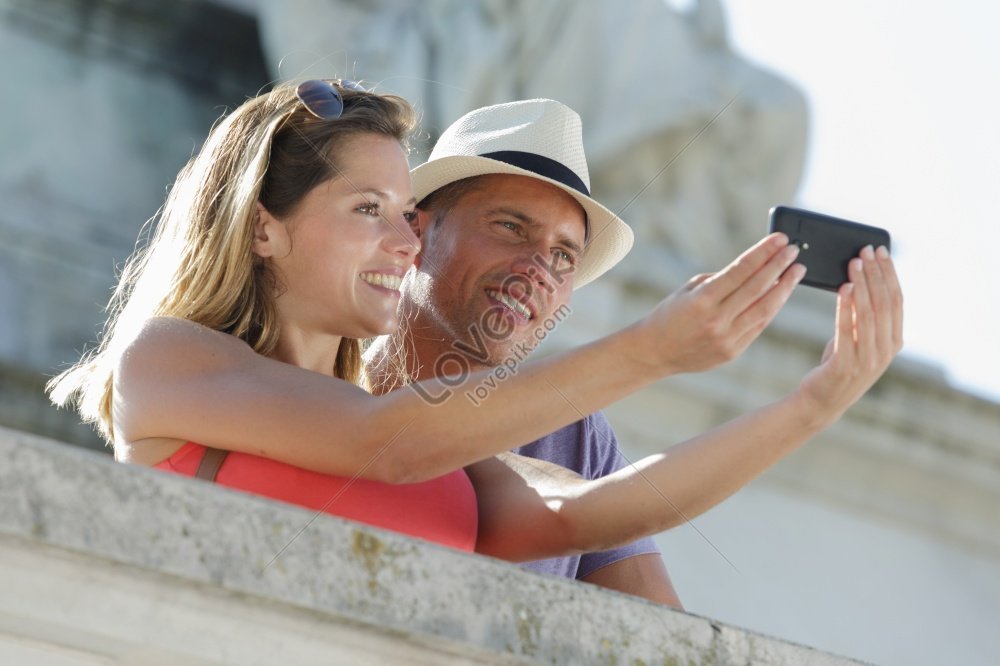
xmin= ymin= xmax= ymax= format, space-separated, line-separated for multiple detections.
xmin=410 ymin=99 xmax=634 ymax=289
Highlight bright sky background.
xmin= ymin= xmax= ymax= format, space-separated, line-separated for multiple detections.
xmin=721 ymin=0 xmax=1000 ymax=403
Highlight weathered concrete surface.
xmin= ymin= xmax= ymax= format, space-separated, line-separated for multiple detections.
xmin=0 ymin=427 xmax=866 ymax=665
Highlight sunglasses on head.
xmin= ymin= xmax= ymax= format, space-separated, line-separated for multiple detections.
xmin=295 ymin=79 xmax=367 ymax=120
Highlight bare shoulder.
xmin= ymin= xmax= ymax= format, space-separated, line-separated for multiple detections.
xmin=118 ymin=317 xmax=252 ymax=380
xmin=126 ymin=316 xmax=250 ymax=356
xmin=113 ymin=317 xmax=257 ymax=444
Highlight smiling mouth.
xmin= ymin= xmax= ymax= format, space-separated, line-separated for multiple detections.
xmin=360 ymin=272 xmax=402 ymax=290
xmin=485 ymin=288 xmax=533 ymax=320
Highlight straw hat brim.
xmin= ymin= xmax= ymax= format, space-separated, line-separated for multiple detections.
xmin=411 ymin=155 xmax=634 ymax=289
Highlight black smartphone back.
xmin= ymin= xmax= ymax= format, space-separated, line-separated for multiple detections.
xmin=768 ymin=205 xmax=891 ymax=291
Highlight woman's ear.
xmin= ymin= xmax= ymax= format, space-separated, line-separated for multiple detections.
xmin=252 ymin=202 xmax=285 ymax=259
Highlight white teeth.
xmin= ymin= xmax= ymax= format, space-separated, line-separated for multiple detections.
xmin=360 ymin=272 xmax=402 ymax=290
xmin=486 ymin=289 xmax=532 ymax=319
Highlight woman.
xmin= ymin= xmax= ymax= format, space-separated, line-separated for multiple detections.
xmin=49 ymin=80 xmax=903 ymax=558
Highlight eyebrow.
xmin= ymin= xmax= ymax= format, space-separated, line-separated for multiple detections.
xmin=358 ymin=188 xmax=417 ymax=206
xmin=488 ymin=206 xmax=585 ymax=256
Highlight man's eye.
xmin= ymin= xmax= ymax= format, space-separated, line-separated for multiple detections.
xmin=553 ymin=249 xmax=576 ymax=265
xmin=498 ymin=220 xmax=521 ymax=233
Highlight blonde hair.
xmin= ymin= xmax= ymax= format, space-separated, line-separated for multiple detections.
xmin=47 ymin=81 xmax=416 ymax=443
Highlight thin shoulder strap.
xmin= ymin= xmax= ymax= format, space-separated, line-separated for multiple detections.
xmin=195 ymin=446 xmax=229 ymax=482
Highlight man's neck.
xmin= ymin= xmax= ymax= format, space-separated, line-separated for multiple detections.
xmin=365 ymin=323 xmax=488 ymax=396
xmin=364 ymin=333 xmax=409 ymax=396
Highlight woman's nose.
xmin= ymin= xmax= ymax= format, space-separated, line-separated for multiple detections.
xmin=383 ymin=213 xmax=421 ymax=259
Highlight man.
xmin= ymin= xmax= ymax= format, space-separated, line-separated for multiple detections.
xmin=365 ymin=99 xmax=682 ymax=607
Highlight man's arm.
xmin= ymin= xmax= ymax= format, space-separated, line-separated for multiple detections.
xmin=574 ymin=413 xmax=682 ymax=608
xmin=580 ymin=554 xmax=684 ymax=609
xmin=469 ymin=452 xmax=683 ymax=608
xmin=512 ymin=412 xmax=683 ymax=607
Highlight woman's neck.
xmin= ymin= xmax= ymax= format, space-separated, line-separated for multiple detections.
xmin=270 ymin=324 xmax=343 ymax=375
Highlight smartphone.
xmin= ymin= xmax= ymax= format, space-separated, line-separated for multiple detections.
xmin=768 ymin=205 xmax=891 ymax=291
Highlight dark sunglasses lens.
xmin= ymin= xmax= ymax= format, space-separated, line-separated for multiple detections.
xmin=296 ymin=80 xmax=344 ymax=119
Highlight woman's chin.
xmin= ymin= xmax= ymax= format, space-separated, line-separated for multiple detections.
xmin=349 ymin=317 xmax=399 ymax=340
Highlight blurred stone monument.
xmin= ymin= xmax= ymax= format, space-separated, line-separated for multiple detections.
xmin=257 ymin=0 xmax=808 ymax=287
xmin=254 ymin=5 xmax=1000 ymax=664
xmin=0 ymin=0 xmax=270 ymax=449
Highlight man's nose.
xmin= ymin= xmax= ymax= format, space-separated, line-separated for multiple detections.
xmin=510 ymin=252 xmax=555 ymax=296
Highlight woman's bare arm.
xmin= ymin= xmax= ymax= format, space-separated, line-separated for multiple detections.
xmin=116 ymin=234 xmax=803 ymax=483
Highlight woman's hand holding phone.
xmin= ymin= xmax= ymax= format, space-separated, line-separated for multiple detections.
xmin=626 ymin=233 xmax=805 ymax=378
xmin=796 ymin=243 xmax=904 ymax=425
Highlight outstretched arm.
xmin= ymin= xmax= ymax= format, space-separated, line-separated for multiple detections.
xmin=117 ymin=234 xmax=802 ymax=483
xmin=471 ymin=245 xmax=902 ymax=560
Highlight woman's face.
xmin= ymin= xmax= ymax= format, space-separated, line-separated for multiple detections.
xmin=256 ymin=133 xmax=420 ymax=340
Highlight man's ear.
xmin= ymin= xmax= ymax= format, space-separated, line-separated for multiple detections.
xmin=411 ymin=208 xmax=434 ymax=269
xmin=412 ymin=208 xmax=433 ymax=238
xmin=252 ymin=201 xmax=286 ymax=259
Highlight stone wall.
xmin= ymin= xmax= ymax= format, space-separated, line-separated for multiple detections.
xmin=0 ymin=0 xmax=268 ymax=449
xmin=0 ymin=426 xmax=867 ymax=665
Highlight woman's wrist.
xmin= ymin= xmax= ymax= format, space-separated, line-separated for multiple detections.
xmin=783 ymin=386 xmax=845 ymax=435
xmin=612 ymin=319 xmax=676 ymax=384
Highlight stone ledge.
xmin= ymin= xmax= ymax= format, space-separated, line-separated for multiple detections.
xmin=0 ymin=426 xmax=865 ymax=665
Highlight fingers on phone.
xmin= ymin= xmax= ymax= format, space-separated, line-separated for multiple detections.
xmin=875 ymin=245 xmax=904 ymax=350
xmin=850 ymin=254 xmax=876 ymax=358
xmin=704 ymin=234 xmax=790 ymax=298
xmin=835 ymin=282 xmax=855 ymax=351
xmin=787 ymin=262 xmax=807 ymax=284
xmin=744 ymin=243 xmax=800 ymax=298
xmin=862 ymin=246 xmax=896 ymax=357
xmin=718 ymin=242 xmax=800 ymax=317
xmin=731 ymin=256 xmax=803 ymax=344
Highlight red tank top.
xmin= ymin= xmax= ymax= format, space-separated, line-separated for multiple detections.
xmin=155 ymin=442 xmax=478 ymax=552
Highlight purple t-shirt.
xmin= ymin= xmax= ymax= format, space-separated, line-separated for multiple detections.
xmin=512 ymin=411 xmax=662 ymax=579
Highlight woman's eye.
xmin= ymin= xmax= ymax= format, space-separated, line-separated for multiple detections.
xmin=403 ymin=210 xmax=417 ymax=223
xmin=357 ymin=201 xmax=380 ymax=216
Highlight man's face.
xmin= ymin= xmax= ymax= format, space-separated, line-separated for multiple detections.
xmin=403 ymin=174 xmax=587 ymax=369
